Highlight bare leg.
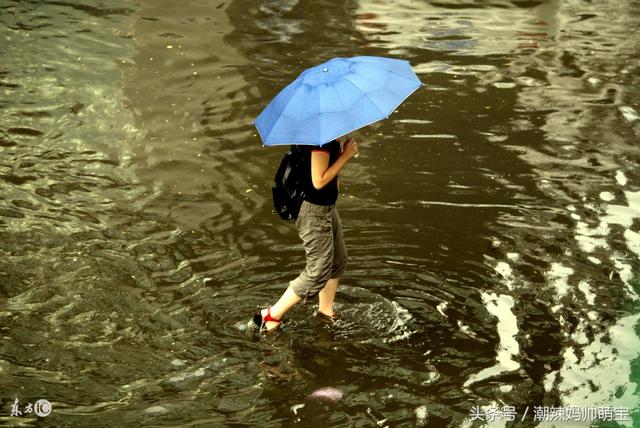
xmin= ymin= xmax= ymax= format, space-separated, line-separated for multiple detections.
xmin=261 ymin=286 xmax=301 ymax=330
xmin=318 ymin=277 xmax=339 ymax=317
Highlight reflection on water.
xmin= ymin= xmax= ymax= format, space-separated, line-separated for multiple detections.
xmin=1 ymin=0 xmax=639 ymax=426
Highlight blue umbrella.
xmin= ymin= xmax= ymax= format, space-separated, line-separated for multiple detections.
xmin=254 ymin=56 xmax=423 ymax=147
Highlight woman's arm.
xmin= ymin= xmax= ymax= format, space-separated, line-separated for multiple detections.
xmin=311 ymin=138 xmax=358 ymax=190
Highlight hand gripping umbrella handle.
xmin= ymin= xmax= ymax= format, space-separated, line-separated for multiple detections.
xmin=345 ymin=133 xmax=359 ymax=159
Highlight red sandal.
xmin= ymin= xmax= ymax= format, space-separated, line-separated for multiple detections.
xmin=252 ymin=307 xmax=282 ymax=332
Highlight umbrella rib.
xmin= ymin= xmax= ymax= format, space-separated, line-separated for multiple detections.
xmin=383 ymin=82 xmax=422 ymax=123
xmin=314 ymin=84 xmax=350 ymax=142
xmin=262 ymin=83 xmax=309 ymax=144
xmin=340 ymin=76 xmax=387 ymax=118
xmin=373 ymin=67 xmax=421 ymax=87
xmin=386 ymin=69 xmax=423 ymax=85
xmin=332 ymin=82 xmax=350 ymax=113
xmin=351 ymin=68 xmax=421 ymax=107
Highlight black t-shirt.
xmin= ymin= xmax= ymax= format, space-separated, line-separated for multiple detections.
xmin=300 ymin=139 xmax=341 ymax=206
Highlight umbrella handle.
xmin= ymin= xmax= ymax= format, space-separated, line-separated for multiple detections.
xmin=345 ymin=133 xmax=359 ymax=159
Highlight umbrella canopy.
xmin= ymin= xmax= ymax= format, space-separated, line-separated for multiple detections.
xmin=254 ymin=56 xmax=423 ymax=147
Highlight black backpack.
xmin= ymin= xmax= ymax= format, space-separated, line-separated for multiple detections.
xmin=272 ymin=145 xmax=308 ymax=220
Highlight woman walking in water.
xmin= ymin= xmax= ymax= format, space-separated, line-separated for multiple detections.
xmin=251 ymin=136 xmax=359 ymax=332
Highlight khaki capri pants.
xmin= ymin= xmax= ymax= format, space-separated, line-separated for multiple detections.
xmin=289 ymin=200 xmax=348 ymax=299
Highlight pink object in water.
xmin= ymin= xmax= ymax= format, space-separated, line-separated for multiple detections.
xmin=307 ymin=387 xmax=343 ymax=401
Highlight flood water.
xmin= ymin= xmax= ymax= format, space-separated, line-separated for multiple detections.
xmin=1 ymin=0 xmax=639 ymax=426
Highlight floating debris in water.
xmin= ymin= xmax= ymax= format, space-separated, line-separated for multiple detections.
xmin=291 ymin=403 xmax=305 ymax=415
xmin=307 ymin=387 xmax=343 ymax=401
